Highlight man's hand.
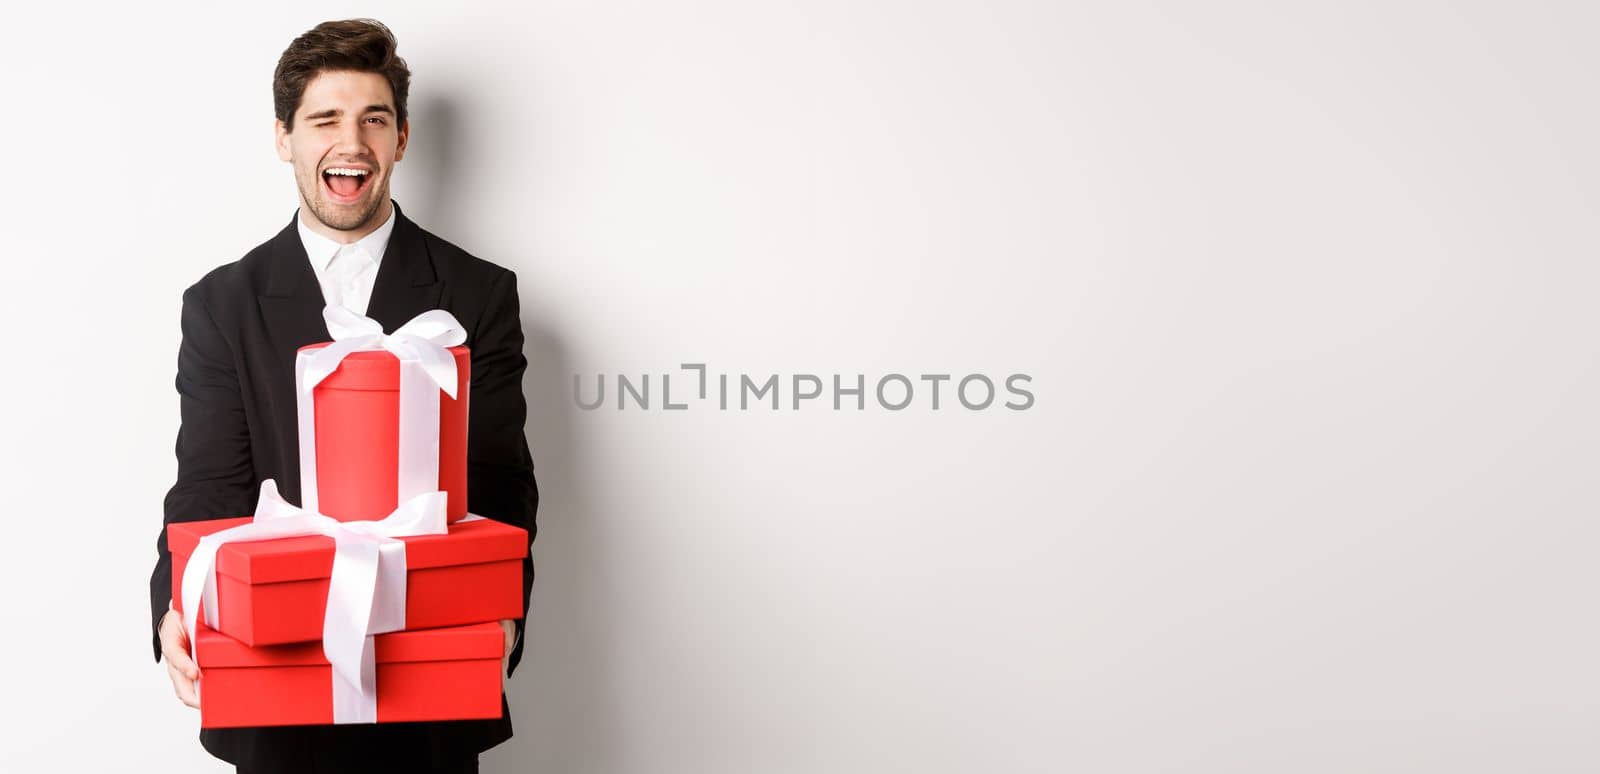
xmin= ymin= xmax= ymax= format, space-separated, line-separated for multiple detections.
xmin=160 ymin=608 xmax=200 ymax=709
xmin=500 ymin=619 xmax=517 ymax=684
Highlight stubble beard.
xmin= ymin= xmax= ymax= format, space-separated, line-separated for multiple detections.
xmin=299 ymin=167 xmax=390 ymax=232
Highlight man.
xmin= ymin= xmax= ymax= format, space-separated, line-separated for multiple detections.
xmin=147 ymin=19 xmax=538 ymax=773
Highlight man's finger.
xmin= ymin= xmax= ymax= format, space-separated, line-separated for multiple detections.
xmin=502 ymin=621 xmax=515 ymax=667
xmin=160 ymin=626 xmax=200 ymax=681
xmin=167 ymin=662 xmax=200 ymax=709
xmin=159 ymin=611 xmax=199 ymax=679
xmin=160 ymin=614 xmax=191 ymax=649
xmin=500 ymin=619 xmax=514 ymax=685
xmin=163 ymin=641 xmax=200 ymax=681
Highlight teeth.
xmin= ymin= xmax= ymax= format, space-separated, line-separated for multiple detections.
xmin=324 ymin=168 xmax=369 ymax=176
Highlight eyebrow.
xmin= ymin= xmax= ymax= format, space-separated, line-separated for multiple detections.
xmin=302 ymin=104 xmax=396 ymax=121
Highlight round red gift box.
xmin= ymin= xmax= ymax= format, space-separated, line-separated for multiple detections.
xmin=299 ymin=342 xmax=470 ymax=523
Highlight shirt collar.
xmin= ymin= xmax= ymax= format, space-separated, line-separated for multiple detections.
xmin=296 ymin=202 xmax=398 ymax=271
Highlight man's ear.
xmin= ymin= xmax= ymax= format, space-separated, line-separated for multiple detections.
xmin=275 ymin=119 xmax=293 ymax=162
xmin=394 ymin=119 xmax=409 ymax=162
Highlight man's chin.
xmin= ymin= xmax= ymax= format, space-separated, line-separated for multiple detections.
xmin=308 ymin=196 xmax=385 ymax=232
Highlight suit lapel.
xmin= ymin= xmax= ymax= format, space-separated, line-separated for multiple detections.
xmin=257 ymin=214 xmax=331 ymax=360
xmin=365 ymin=203 xmax=444 ymax=331
xmin=257 ymin=203 xmax=444 ymax=351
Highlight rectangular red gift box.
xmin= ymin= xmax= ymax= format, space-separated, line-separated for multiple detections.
xmin=169 ymin=515 xmax=527 ymax=646
xmin=195 ymin=620 xmax=505 ymax=728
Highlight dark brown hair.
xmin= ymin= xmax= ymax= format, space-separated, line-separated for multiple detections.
xmin=274 ymin=19 xmax=410 ymax=131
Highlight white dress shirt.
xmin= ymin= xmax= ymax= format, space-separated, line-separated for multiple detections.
xmin=298 ymin=204 xmax=397 ymax=317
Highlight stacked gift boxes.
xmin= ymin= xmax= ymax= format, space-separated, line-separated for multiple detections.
xmin=168 ymin=309 xmax=529 ymax=728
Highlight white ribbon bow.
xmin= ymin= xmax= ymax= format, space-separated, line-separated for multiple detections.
xmin=303 ymin=306 xmax=467 ymax=398
xmin=181 ymin=480 xmax=449 ymax=724
xmin=297 ymin=306 xmax=468 ymax=517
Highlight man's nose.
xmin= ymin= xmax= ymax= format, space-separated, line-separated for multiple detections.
xmin=334 ymin=120 xmax=365 ymax=154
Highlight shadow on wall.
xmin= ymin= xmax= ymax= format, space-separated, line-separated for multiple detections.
xmin=404 ymin=93 xmax=618 ymax=774
xmin=398 ymin=96 xmax=460 ymax=232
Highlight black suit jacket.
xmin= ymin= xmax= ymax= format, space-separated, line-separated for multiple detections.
xmin=148 ymin=204 xmax=538 ymax=767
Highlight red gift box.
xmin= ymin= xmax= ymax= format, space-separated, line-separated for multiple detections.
xmin=300 ymin=342 xmax=471 ymax=523
xmin=195 ymin=620 xmax=504 ymax=728
xmin=169 ymin=515 xmax=526 ymax=646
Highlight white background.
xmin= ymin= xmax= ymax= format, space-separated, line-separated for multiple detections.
xmin=2 ymin=2 xmax=1597 ymax=772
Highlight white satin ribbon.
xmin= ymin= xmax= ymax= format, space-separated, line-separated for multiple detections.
xmin=180 ymin=479 xmax=448 ymax=724
xmin=297 ymin=306 xmax=468 ymax=517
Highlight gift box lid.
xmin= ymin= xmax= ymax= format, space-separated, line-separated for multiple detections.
xmin=298 ymin=342 xmax=470 ymax=392
xmin=194 ymin=621 xmax=504 ymax=667
xmin=168 ymin=515 xmax=528 ymax=584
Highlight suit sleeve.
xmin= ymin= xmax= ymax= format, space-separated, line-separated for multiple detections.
xmin=465 ymin=270 xmax=540 ymax=676
xmin=149 ymin=283 xmax=260 ymax=662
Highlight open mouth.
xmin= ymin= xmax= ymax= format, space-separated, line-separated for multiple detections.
xmin=321 ymin=166 xmax=373 ymax=203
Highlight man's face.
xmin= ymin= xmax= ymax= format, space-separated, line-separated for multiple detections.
xmin=275 ymin=69 xmax=408 ymax=233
